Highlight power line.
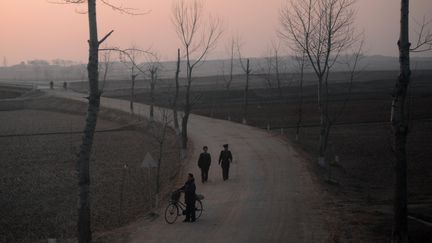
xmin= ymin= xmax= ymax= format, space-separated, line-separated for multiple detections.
xmin=0 ymin=124 xmax=140 ymax=138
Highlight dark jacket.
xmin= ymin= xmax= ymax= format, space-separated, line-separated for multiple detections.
xmin=180 ymin=179 xmax=196 ymax=204
xmin=198 ymin=152 xmax=211 ymax=169
xmin=218 ymin=150 xmax=233 ymax=166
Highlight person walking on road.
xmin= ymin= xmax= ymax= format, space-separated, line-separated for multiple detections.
xmin=198 ymin=146 xmax=211 ymax=183
xmin=218 ymin=144 xmax=233 ymax=181
xmin=179 ymin=173 xmax=196 ymax=222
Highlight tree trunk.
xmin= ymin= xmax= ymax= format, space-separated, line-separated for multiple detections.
xmin=226 ymin=45 xmax=234 ymax=121
xmin=78 ymin=1 xmax=100 ymax=242
xmin=130 ymin=73 xmax=136 ymax=113
xmin=391 ymin=1 xmax=410 ymax=242
xmin=173 ymin=49 xmax=180 ymax=132
xmin=275 ymin=53 xmax=282 ymax=98
xmin=181 ymin=77 xmax=190 ymax=150
xmin=181 ymin=49 xmax=192 ymax=151
xmin=150 ymin=72 xmax=155 ymax=120
xmin=295 ymin=55 xmax=305 ymax=141
xmin=156 ymin=156 xmax=162 ymax=197
xmin=155 ymin=159 xmax=161 ymax=209
xmin=317 ymin=75 xmax=327 ymax=167
xmin=181 ymin=111 xmax=189 ymax=150
xmin=242 ymin=59 xmax=250 ymax=124
xmin=156 ymin=142 xmax=163 ymax=193
xmin=226 ymin=86 xmax=231 ymax=120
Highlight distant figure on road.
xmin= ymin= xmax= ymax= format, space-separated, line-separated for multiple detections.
xmin=198 ymin=146 xmax=211 ymax=183
xmin=218 ymin=144 xmax=233 ymax=181
xmin=179 ymin=173 xmax=196 ymax=222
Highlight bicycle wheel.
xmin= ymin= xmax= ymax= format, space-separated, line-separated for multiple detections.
xmin=195 ymin=199 xmax=203 ymax=219
xmin=165 ymin=202 xmax=179 ymax=224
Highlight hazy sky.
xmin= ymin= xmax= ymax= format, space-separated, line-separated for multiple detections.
xmin=0 ymin=0 xmax=431 ymax=65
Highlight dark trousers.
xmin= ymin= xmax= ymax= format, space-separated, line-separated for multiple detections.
xmin=200 ymin=167 xmax=209 ymax=182
xmin=185 ymin=201 xmax=196 ymax=221
xmin=221 ymin=164 xmax=230 ymax=180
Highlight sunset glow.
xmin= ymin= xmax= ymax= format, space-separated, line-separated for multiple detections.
xmin=0 ymin=0 xmax=431 ymax=65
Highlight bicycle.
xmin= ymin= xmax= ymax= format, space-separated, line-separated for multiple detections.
xmin=164 ymin=190 xmax=203 ymax=224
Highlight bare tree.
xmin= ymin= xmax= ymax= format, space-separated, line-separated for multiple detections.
xmin=148 ymin=108 xmax=172 ymax=208
xmin=99 ymin=48 xmax=113 ymax=92
xmin=391 ymin=2 xmax=432 ymax=242
xmin=145 ymin=53 xmax=162 ymax=120
xmin=392 ymin=2 xmax=410 ymax=242
xmin=270 ymin=42 xmax=284 ymax=98
xmin=120 ymin=46 xmax=142 ymax=113
xmin=171 ymin=0 xmax=223 ymax=150
xmin=236 ymin=39 xmax=251 ymax=125
xmin=172 ymin=48 xmax=181 ymax=132
xmin=261 ymin=48 xmax=275 ymax=89
xmin=62 ymin=1 xmax=112 ymax=242
xmin=279 ymin=0 xmax=361 ymax=166
xmin=272 ymin=42 xmax=283 ymax=98
xmin=117 ymin=47 xmax=155 ymax=114
xmin=242 ymin=59 xmax=251 ymax=125
xmin=55 ymin=1 xmax=141 ymax=242
xmin=294 ymin=52 xmax=306 ymax=141
xmin=260 ymin=41 xmax=285 ymax=99
xmin=221 ymin=36 xmax=236 ymax=120
xmin=78 ymin=3 xmax=109 ymax=242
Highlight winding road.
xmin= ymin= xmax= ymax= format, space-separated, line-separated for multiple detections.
xmin=48 ymin=89 xmax=327 ymax=243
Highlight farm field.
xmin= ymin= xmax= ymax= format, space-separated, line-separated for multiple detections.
xmin=0 ymin=89 xmax=181 ymax=243
xmin=99 ymin=69 xmax=432 ymax=242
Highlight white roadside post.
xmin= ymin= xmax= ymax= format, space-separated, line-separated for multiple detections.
xmin=141 ymin=152 xmax=158 ymax=208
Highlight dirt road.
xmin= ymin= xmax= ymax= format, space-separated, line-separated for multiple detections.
xmin=49 ymin=89 xmax=327 ymax=243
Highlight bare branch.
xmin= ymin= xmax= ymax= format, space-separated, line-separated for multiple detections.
xmin=47 ymin=0 xmax=85 ymax=4
xmin=172 ymin=0 xmax=223 ymax=69
xmin=221 ymin=36 xmax=236 ymax=88
xmin=410 ymin=16 xmax=432 ymax=52
xmin=100 ymin=0 xmax=149 ymax=15
xmin=99 ymin=47 xmax=113 ymax=92
xmin=279 ymin=0 xmax=358 ymax=78
xmin=99 ymin=46 xmax=154 ymax=75
xmin=98 ymin=30 xmax=114 ymax=45
xmin=235 ymin=35 xmax=249 ymax=73
xmin=50 ymin=0 xmax=149 ymax=15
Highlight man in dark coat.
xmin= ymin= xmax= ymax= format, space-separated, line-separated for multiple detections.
xmin=197 ymin=146 xmax=211 ymax=183
xmin=179 ymin=173 xmax=196 ymax=222
xmin=218 ymin=144 xmax=233 ymax=181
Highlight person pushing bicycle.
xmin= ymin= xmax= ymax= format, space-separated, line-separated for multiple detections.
xmin=178 ymin=173 xmax=196 ymax=222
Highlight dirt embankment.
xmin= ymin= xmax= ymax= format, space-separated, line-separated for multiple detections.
xmin=0 ymin=92 xmax=181 ymax=243
xmin=0 ymin=85 xmax=33 ymax=100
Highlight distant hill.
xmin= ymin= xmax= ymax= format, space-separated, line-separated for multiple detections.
xmin=0 ymin=55 xmax=431 ymax=82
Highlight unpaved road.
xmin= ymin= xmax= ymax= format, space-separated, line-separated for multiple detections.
xmin=48 ymin=89 xmax=327 ymax=243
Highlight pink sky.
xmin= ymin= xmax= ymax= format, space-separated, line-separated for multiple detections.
xmin=0 ymin=0 xmax=431 ymax=65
